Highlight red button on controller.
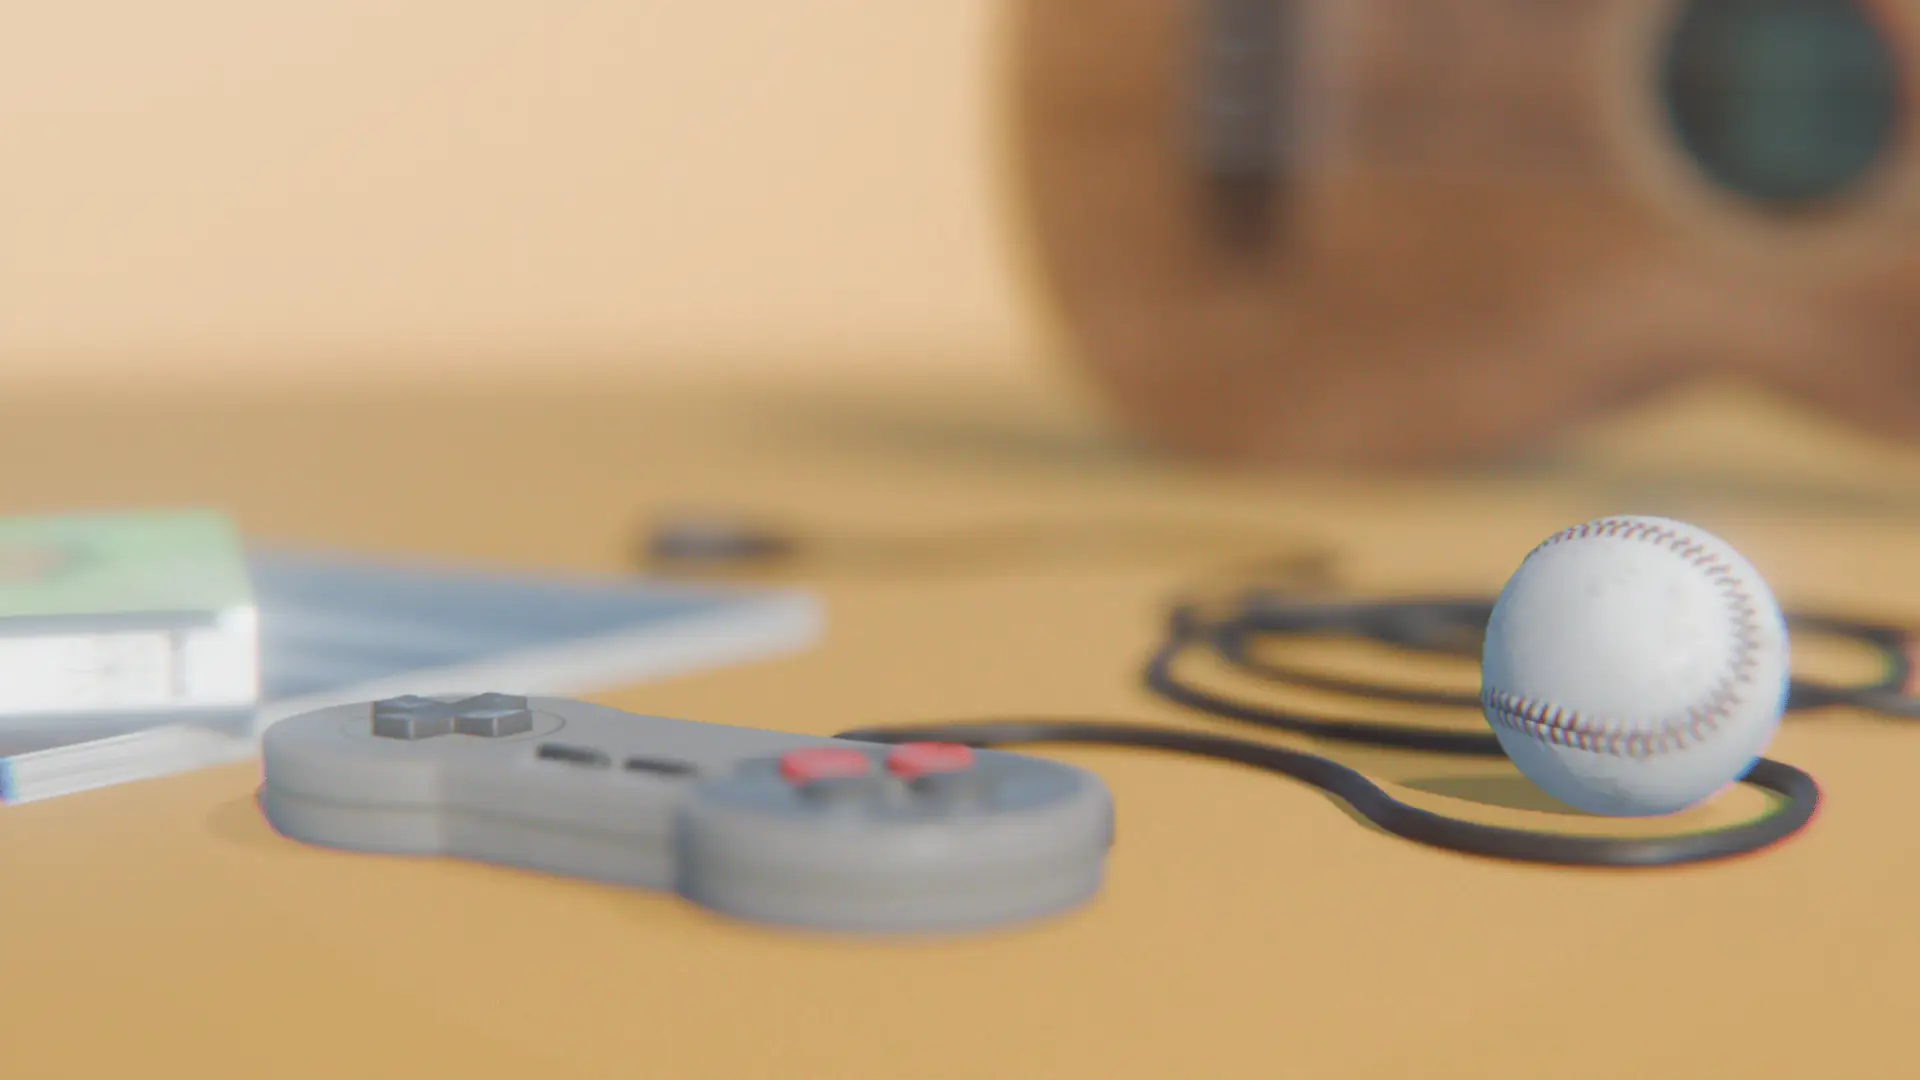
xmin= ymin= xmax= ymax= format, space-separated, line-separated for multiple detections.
xmin=778 ymin=748 xmax=873 ymax=785
xmin=885 ymin=742 xmax=975 ymax=780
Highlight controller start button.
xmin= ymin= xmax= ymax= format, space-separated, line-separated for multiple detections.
xmin=778 ymin=747 xmax=873 ymax=785
xmin=885 ymin=742 xmax=975 ymax=779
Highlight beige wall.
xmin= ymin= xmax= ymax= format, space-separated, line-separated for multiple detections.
xmin=0 ymin=2 xmax=1041 ymax=386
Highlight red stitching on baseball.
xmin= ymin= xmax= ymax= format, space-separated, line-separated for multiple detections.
xmin=1482 ymin=518 xmax=1765 ymax=760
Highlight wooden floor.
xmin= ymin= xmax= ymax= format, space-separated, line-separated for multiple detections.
xmin=0 ymin=366 xmax=1915 ymax=1079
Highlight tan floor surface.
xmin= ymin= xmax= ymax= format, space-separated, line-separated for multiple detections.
xmin=1 ymin=368 xmax=1916 ymax=1079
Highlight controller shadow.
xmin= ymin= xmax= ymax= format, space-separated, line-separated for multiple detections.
xmin=203 ymin=788 xmax=288 ymax=851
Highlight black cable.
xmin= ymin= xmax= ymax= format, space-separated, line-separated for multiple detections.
xmin=641 ymin=515 xmax=1910 ymax=868
xmin=838 ymin=601 xmax=1845 ymax=868
xmin=836 ymin=720 xmax=1822 ymax=868
xmin=1198 ymin=596 xmax=1913 ymax=715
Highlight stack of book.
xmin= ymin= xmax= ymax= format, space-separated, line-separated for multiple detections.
xmin=0 ymin=509 xmax=823 ymax=805
xmin=0 ymin=510 xmax=257 ymax=802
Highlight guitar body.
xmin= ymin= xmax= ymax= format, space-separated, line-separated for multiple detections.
xmin=1011 ymin=0 xmax=1920 ymax=465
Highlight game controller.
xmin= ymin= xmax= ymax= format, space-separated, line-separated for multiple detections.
xmin=258 ymin=694 xmax=1115 ymax=934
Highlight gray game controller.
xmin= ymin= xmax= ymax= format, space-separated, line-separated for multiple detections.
xmin=258 ymin=693 xmax=1115 ymax=934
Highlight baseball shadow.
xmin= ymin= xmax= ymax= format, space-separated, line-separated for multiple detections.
xmin=1306 ymin=770 xmax=1599 ymax=854
xmin=1304 ymin=762 xmax=1585 ymax=842
xmin=1392 ymin=773 xmax=1585 ymax=816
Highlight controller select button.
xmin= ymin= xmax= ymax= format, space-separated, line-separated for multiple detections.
xmin=452 ymin=694 xmax=534 ymax=738
xmin=624 ymin=755 xmax=698 ymax=778
xmin=371 ymin=696 xmax=456 ymax=740
xmin=885 ymin=742 xmax=975 ymax=779
xmin=778 ymin=747 xmax=873 ymax=785
xmin=536 ymin=742 xmax=612 ymax=769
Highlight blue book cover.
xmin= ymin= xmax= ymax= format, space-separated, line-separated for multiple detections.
xmin=251 ymin=550 xmax=821 ymax=720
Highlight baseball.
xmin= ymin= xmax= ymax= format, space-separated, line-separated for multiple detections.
xmin=1480 ymin=515 xmax=1791 ymax=817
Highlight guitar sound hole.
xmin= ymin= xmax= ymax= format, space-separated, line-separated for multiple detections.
xmin=1658 ymin=0 xmax=1903 ymax=210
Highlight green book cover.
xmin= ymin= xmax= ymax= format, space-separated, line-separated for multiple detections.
xmin=0 ymin=509 xmax=254 ymax=620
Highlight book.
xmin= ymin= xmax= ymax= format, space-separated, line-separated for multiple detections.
xmin=0 ymin=547 xmax=822 ymax=805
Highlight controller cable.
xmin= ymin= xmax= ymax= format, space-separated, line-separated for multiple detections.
xmin=643 ymin=515 xmax=1916 ymax=868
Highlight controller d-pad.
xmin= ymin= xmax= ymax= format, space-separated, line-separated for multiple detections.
xmin=451 ymin=693 xmax=534 ymax=738
xmin=371 ymin=695 xmax=457 ymax=740
xmin=371 ymin=693 xmax=536 ymax=740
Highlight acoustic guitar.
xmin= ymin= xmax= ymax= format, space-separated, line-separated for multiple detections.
xmin=1011 ymin=0 xmax=1920 ymax=465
